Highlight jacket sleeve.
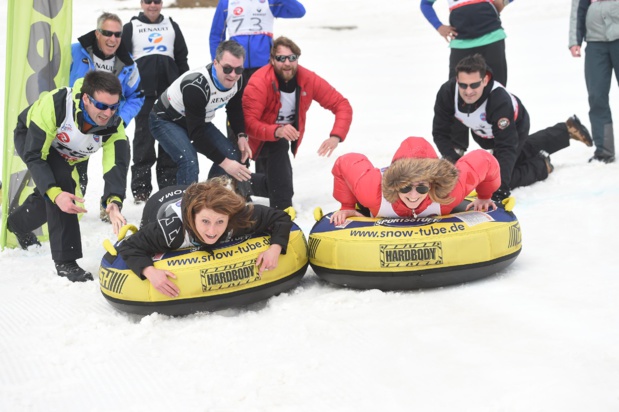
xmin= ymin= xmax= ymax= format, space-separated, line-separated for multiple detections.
xmin=121 ymin=22 xmax=134 ymax=52
xmin=432 ymin=81 xmax=462 ymax=162
xmin=309 ymin=73 xmax=353 ymax=141
xmin=116 ymin=219 xmax=183 ymax=279
xmin=246 ymin=205 xmax=293 ymax=253
xmin=453 ymin=149 xmax=501 ymax=201
xmin=118 ymin=62 xmax=144 ymax=125
xmin=20 ymin=95 xmax=64 ymax=195
xmin=69 ymin=44 xmax=90 ymax=87
xmin=226 ymin=77 xmax=246 ymax=136
xmin=271 ymin=0 xmax=306 ymax=18
xmin=209 ymin=0 xmax=228 ymax=61
xmin=331 ymin=153 xmax=382 ymax=212
xmin=569 ymin=0 xmax=590 ymax=47
xmin=242 ymin=73 xmax=280 ymax=141
xmin=487 ymin=90 xmax=521 ymax=195
xmin=171 ymin=19 xmax=190 ymax=74
xmin=420 ymin=0 xmax=442 ymax=30
xmin=101 ymin=125 xmax=130 ymax=205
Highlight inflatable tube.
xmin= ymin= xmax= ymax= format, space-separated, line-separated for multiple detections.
xmin=99 ymin=223 xmax=309 ymax=316
xmin=308 ymin=206 xmax=522 ymax=290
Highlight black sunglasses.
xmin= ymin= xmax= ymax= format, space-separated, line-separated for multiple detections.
xmin=220 ymin=64 xmax=244 ymax=75
xmin=86 ymin=94 xmax=120 ymax=111
xmin=274 ymin=54 xmax=298 ymax=63
xmin=98 ymin=29 xmax=122 ymax=38
xmin=457 ymin=80 xmax=483 ymax=90
xmin=143 ymin=0 xmax=162 ymax=4
xmin=399 ymin=184 xmax=430 ymax=195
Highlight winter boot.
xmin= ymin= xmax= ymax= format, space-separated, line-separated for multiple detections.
xmin=539 ymin=151 xmax=554 ymax=175
xmin=234 ymin=179 xmax=254 ymax=202
xmin=589 ymin=154 xmax=616 ymax=164
xmin=566 ymin=115 xmax=593 ymax=147
xmin=133 ymin=192 xmax=149 ymax=205
xmin=55 ymin=261 xmax=94 ymax=282
xmin=7 ymin=220 xmax=41 ymax=250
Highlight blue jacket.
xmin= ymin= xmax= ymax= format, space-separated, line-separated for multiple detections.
xmin=69 ymin=30 xmax=144 ymax=126
xmin=209 ymin=0 xmax=306 ymax=69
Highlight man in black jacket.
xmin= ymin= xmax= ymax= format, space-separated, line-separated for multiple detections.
xmin=432 ymin=54 xmax=593 ymax=201
xmin=122 ymin=0 xmax=190 ymax=203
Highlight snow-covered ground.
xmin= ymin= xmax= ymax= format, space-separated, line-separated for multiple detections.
xmin=1 ymin=0 xmax=618 ymax=410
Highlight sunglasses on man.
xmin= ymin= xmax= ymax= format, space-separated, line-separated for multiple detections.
xmin=398 ymin=184 xmax=430 ymax=195
xmin=457 ymin=80 xmax=483 ymax=90
xmin=143 ymin=0 xmax=162 ymax=4
xmin=98 ymin=29 xmax=122 ymax=38
xmin=86 ymin=94 xmax=121 ymax=111
xmin=274 ymin=54 xmax=298 ymax=63
xmin=220 ymin=65 xmax=244 ymax=75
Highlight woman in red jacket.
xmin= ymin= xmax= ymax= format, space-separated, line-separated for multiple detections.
xmin=330 ymin=137 xmax=501 ymax=226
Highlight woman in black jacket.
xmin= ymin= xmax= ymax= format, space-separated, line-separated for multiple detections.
xmin=116 ymin=177 xmax=292 ymax=297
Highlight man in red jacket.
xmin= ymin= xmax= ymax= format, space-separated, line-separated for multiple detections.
xmin=242 ymin=36 xmax=353 ymax=210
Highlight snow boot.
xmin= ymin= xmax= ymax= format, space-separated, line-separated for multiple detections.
xmin=55 ymin=261 xmax=94 ymax=282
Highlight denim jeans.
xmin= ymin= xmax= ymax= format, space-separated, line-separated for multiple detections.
xmin=585 ymin=40 xmax=619 ymax=158
xmin=149 ymin=111 xmax=241 ymax=184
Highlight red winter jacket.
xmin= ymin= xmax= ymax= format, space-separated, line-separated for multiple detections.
xmin=332 ymin=137 xmax=501 ymax=217
xmin=242 ymin=64 xmax=353 ymax=159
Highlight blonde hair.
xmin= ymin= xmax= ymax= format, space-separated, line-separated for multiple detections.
xmin=382 ymin=158 xmax=459 ymax=205
xmin=181 ymin=177 xmax=254 ymax=239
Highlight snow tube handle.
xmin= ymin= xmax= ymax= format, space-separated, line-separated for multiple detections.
xmin=102 ymin=224 xmax=139 ymax=256
xmin=502 ymin=196 xmax=516 ymax=212
xmin=313 ymin=207 xmax=323 ymax=222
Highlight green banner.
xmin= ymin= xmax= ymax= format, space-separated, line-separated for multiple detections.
xmin=1 ymin=0 xmax=72 ymax=248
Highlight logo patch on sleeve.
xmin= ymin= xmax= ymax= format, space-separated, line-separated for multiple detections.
xmin=497 ymin=118 xmax=510 ymax=129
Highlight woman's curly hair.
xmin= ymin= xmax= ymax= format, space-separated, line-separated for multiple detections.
xmin=382 ymin=158 xmax=459 ymax=205
xmin=181 ymin=177 xmax=254 ymax=240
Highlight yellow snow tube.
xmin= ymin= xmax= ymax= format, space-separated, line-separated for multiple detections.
xmin=99 ymin=223 xmax=308 ymax=316
xmin=309 ymin=205 xmax=521 ymax=290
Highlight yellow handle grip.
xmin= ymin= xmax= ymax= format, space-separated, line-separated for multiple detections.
xmin=502 ymin=196 xmax=516 ymax=212
xmin=313 ymin=207 xmax=323 ymax=222
xmin=284 ymin=206 xmax=296 ymax=221
xmin=102 ymin=224 xmax=139 ymax=256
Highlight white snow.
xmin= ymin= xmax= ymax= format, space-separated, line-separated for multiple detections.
xmin=1 ymin=0 xmax=618 ymax=411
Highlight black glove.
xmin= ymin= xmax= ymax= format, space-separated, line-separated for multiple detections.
xmin=443 ymin=154 xmax=461 ymax=164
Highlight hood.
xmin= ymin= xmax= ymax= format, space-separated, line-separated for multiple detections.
xmin=391 ymin=136 xmax=438 ymax=163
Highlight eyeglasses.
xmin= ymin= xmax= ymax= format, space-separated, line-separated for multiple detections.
xmin=457 ymin=80 xmax=483 ymax=90
xmin=143 ymin=0 xmax=162 ymax=4
xmin=86 ymin=94 xmax=120 ymax=111
xmin=98 ymin=29 xmax=122 ymax=38
xmin=219 ymin=63 xmax=244 ymax=75
xmin=398 ymin=184 xmax=430 ymax=195
xmin=274 ymin=54 xmax=298 ymax=63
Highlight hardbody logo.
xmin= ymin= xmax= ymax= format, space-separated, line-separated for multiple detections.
xmin=380 ymin=242 xmax=443 ymax=268
xmin=508 ymin=222 xmax=522 ymax=248
xmin=201 ymin=260 xmax=259 ymax=291
xmin=99 ymin=267 xmax=129 ymax=294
